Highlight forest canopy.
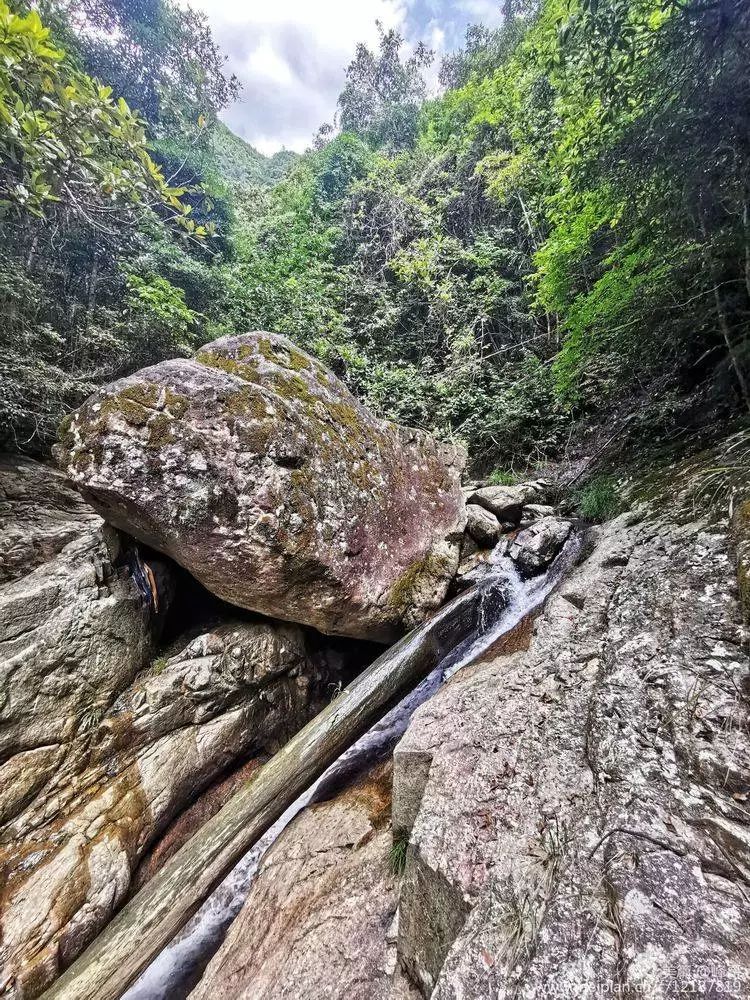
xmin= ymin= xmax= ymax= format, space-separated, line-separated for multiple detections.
xmin=1 ymin=0 xmax=748 ymax=470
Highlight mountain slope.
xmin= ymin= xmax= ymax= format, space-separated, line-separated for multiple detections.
xmin=211 ymin=121 xmax=298 ymax=188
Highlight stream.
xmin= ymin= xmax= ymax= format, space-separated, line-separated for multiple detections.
xmin=124 ymin=537 xmax=581 ymax=1000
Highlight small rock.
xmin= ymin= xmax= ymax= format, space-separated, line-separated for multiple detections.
xmin=519 ymin=503 xmax=556 ymax=528
xmin=454 ymin=551 xmax=497 ymax=592
xmin=467 ymin=482 xmax=546 ymax=523
xmin=465 ymin=505 xmax=502 ymax=548
xmin=509 ymin=516 xmax=572 ymax=576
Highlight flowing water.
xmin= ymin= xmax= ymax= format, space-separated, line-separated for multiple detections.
xmin=125 ymin=536 xmax=580 ymax=1000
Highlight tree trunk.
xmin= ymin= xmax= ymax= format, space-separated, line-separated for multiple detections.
xmin=41 ymin=585 xmax=490 ymax=1000
xmin=84 ymin=255 xmax=99 ymax=335
xmin=711 ymin=278 xmax=750 ymax=411
xmin=700 ymin=208 xmax=750 ymax=411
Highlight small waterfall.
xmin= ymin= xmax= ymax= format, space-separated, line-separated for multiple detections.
xmin=125 ymin=534 xmax=580 ymax=1000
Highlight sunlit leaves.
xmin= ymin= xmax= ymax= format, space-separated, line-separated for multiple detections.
xmin=0 ymin=0 xmax=197 ymax=234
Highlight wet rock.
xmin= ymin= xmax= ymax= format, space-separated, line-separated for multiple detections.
xmin=191 ymin=761 xmax=398 ymax=1000
xmin=55 ymin=331 xmax=466 ymax=642
xmin=466 ymin=481 xmax=547 ymax=523
xmin=391 ymin=511 xmax=750 ymax=998
xmin=453 ymin=551 xmax=496 ymax=592
xmin=519 ymin=502 xmax=555 ymax=528
xmin=508 ymin=515 xmax=572 ymax=576
xmin=465 ymin=505 xmax=502 ymax=548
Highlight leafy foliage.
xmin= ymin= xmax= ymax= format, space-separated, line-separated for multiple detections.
xmin=0 ymin=3 xmax=192 ymax=228
xmin=226 ymin=0 xmax=750 ymax=470
xmin=575 ymin=476 xmax=622 ymax=521
xmin=3 ymin=0 xmax=750 ymax=473
xmin=336 ymin=23 xmax=433 ymax=153
xmin=39 ymin=0 xmax=239 ymax=137
xmin=210 ymin=123 xmax=297 ymax=189
xmin=0 ymin=1 xmax=216 ymax=448
xmin=487 ymin=469 xmax=517 ymax=486
xmin=389 ymin=834 xmax=408 ymax=875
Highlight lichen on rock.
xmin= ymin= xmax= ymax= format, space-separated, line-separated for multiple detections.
xmin=55 ymin=331 xmax=467 ymax=642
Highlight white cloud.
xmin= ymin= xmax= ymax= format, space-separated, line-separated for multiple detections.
xmin=188 ymin=0 xmax=499 ymax=153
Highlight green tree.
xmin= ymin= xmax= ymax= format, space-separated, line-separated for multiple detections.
xmin=0 ymin=2 xmax=194 ymax=229
xmin=539 ymin=0 xmax=750 ymax=410
xmin=336 ymin=23 xmax=433 ymax=152
xmin=0 ymin=1 xmax=204 ymax=450
xmin=40 ymin=0 xmax=239 ymax=137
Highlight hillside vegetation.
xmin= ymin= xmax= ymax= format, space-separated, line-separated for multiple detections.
xmin=211 ymin=123 xmax=298 ymax=189
xmin=1 ymin=0 xmax=748 ymax=472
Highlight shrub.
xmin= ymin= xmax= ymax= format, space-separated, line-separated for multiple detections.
xmin=487 ymin=468 xmax=516 ymax=486
xmin=575 ymin=476 xmax=622 ymax=522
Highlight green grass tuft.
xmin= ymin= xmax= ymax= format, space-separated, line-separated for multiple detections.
xmin=575 ymin=476 xmax=622 ymax=522
xmin=487 ymin=468 xmax=516 ymax=486
xmin=389 ymin=835 xmax=409 ymax=876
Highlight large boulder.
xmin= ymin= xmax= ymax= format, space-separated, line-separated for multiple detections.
xmin=55 ymin=332 xmax=466 ymax=642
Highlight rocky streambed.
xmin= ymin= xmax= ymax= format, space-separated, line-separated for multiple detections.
xmin=1 ymin=332 xmax=749 ymax=1000
xmin=175 ymin=486 xmax=750 ymax=1000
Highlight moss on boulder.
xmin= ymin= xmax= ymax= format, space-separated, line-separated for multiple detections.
xmin=55 ymin=331 xmax=466 ymax=641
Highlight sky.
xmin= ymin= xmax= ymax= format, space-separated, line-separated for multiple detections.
xmin=188 ymin=0 xmax=503 ymax=155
